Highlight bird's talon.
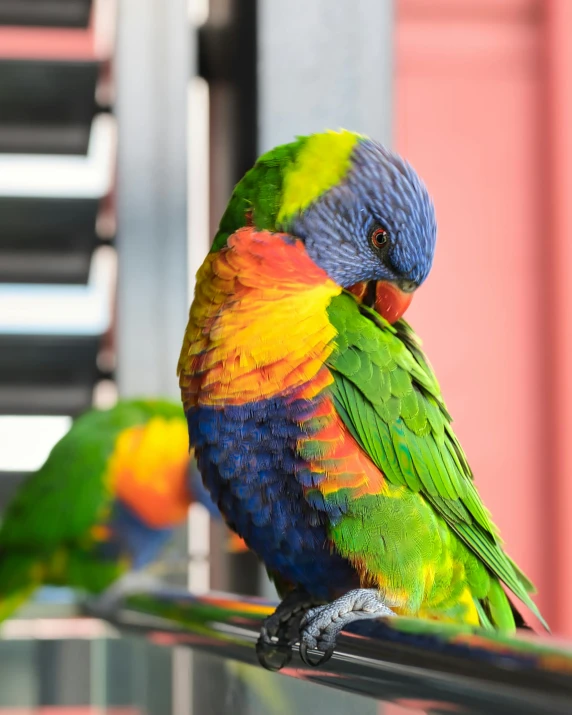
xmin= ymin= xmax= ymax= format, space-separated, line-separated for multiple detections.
xmin=255 ymin=639 xmax=292 ymax=672
xmin=299 ymin=642 xmax=335 ymax=667
xmin=255 ymin=589 xmax=320 ymax=671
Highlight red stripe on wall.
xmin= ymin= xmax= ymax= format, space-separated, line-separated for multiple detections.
xmin=0 ymin=710 xmax=140 ymax=715
xmin=0 ymin=28 xmax=96 ymax=61
xmin=544 ymin=0 xmax=572 ymax=636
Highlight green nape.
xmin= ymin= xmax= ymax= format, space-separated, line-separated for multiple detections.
xmin=210 ymin=129 xmax=362 ymax=253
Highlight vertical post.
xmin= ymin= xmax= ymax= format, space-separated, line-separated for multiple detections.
xmin=115 ymin=0 xmax=189 ymax=399
xmin=257 ymin=0 xmax=394 ymax=153
xmin=114 ymin=2 xmax=191 ymax=714
xmin=544 ymin=0 xmax=572 ymax=635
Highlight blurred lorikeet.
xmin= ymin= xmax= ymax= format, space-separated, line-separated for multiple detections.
xmin=178 ymin=130 xmax=547 ymax=669
xmin=0 ymin=399 xmax=231 ymax=622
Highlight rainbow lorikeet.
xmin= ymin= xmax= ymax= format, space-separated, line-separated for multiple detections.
xmin=178 ymin=130 xmax=547 ymax=669
xmin=0 ymin=398 xmax=226 ymax=622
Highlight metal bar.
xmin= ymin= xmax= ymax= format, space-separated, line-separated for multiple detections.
xmin=87 ymin=587 xmax=572 ymax=715
xmin=115 ymin=4 xmax=191 ymax=713
xmin=257 ymin=0 xmax=394 ymax=153
xmin=114 ymin=0 xmax=189 ymax=400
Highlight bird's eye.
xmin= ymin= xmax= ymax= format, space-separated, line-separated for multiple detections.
xmin=368 ymin=223 xmax=389 ymax=253
xmin=371 ymin=228 xmax=387 ymax=248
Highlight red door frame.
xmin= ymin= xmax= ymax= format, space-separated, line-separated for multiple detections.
xmin=545 ymin=0 xmax=572 ymax=636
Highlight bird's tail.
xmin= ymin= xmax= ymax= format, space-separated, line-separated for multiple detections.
xmin=0 ymin=550 xmax=43 ymax=623
xmin=475 ymin=577 xmax=547 ymax=634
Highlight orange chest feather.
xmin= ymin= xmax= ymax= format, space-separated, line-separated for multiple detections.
xmin=179 ymin=228 xmax=342 ymax=408
xmin=105 ymin=418 xmax=191 ymax=529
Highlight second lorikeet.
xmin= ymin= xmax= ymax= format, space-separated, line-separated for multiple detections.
xmin=0 ymin=399 xmax=233 ymax=623
xmin=178 ymin=130 xmax=547 ymax=669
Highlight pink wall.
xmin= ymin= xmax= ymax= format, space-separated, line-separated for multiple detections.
xmin=394 ymin=0 xmax=564 ymax=629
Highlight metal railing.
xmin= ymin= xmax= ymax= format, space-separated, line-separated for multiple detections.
xmin=86 ymin=585 xmax=572 ymax=715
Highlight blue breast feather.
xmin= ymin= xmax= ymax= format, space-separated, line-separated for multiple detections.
xmin=187 ymin=396 xmax=359 ymax=599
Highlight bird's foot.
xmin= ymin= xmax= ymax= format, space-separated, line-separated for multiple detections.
xmin=299 ymin=588 xmax=395 ymax=667
xmin=256 ymin=589 xmax=324 ymax=672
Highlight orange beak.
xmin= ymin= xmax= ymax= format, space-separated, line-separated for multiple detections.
xmin=348 ymin=280 xmax=414 ymax=324
xmin=374 ymin=281 xmax=414 ymax=324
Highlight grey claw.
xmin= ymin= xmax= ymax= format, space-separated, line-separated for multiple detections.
xmin=255 ymin=589 xmax=319 ymax=672
xmin=299 ymin=642 xmax=335 ymax=667
xmin=256 ymin=637 xmax=292 ymax=671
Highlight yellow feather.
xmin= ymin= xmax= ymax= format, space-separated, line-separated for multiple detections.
xmin=278 ymin=130 xmax=361 ymax=224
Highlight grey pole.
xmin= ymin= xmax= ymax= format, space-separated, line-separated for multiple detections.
xmin=114 ymin=2 xmax=191 ymax=714
xmin=257 ymin=0 xmax=394 ymax=153
xmin=115 ymin=0 xmax=189 ymax=400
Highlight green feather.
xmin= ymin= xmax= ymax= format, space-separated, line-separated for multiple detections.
xmin=210 ymin=137 xmax=307 ymax=252
xmin=487 ymin=578 xmax=518 ymax=631
xmin=324 ymin=292 xmax=547 ymax=630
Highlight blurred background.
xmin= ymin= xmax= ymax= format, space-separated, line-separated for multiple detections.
xmin=0 ymin=0 xmax=571 ymax=713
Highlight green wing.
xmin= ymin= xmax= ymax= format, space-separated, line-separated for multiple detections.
xmin=0 ymin=399 xmax=184 ymax=549
xmin=325 ymin=292 xmax=545 ymax=627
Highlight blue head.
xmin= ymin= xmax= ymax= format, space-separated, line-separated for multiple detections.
xmin=277 ymin=131 xmax=437 ymax=321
